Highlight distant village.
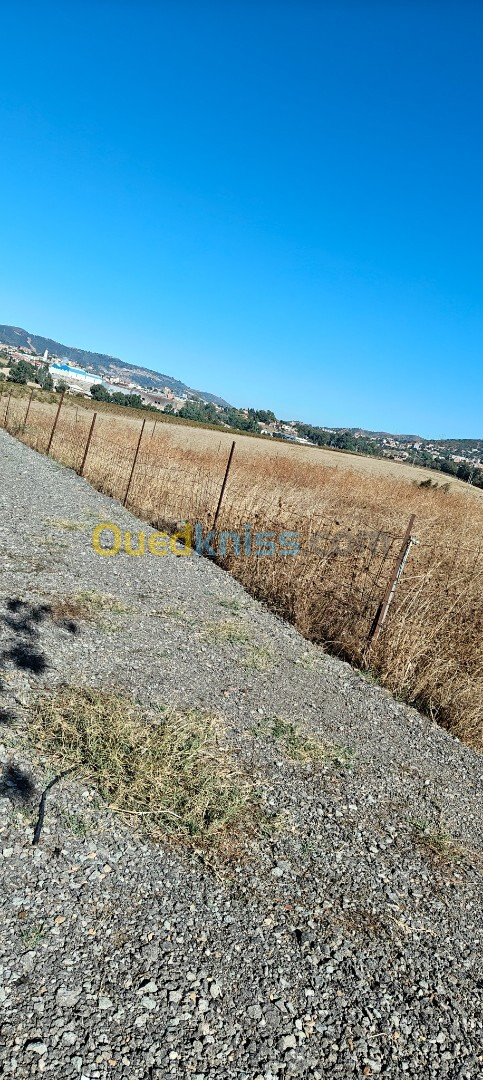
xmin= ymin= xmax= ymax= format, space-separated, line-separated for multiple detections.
xmin=0 ymin=340 xmax=313 ymax=445
xmin=1 ymin=339 xmax=482 ymax=484
xmin=0 ymin=341 xmax=190 ymax=411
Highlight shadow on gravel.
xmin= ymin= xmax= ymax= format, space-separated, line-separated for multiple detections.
xmin=0 ymin=705 xmax=17 ymax=725
xmin=0 ymin=763 xmax=37 ymax=804
xmin=1 ymin=599 xmax=51 ymax=679
xmin=0 ymin=598 xmax=79 ymax=691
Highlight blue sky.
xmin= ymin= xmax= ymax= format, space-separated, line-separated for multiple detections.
xmin=1 ymin=0 xmax=481 ymax=437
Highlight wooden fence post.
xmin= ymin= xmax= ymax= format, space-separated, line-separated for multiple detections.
xmin=213 ymin=440 xmax=236 ymax=528
xmin=123 ymin=419 xmax=146 ymax=507
xmin=46 ymin=391 xmax=65 ymax=455
xmin=79 ymin=412 xmax=97 ymax=476
xmin=365 ymin=515 xmax=416 ymax=655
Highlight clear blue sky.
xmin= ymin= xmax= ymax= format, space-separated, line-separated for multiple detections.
xmin=1 ymin=1 xmax=481 ymax=437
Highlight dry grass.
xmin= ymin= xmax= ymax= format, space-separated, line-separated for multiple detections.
xmin=29 ymin=688 xmax=254 ymax=847
xmin=250 ymin=715 xmax=353 ymax=766
xmin=50 ymin=590 xmax=130 ymax=624
xmin=410 ymin=820 xmax=476 ymax=864
xmin=202 ymin=618 xmax=252 ymax=645
xmin=242 ymin=645 xmax=275 ymax=672
xmin=3 ymin=387 xmax=483 ymax=749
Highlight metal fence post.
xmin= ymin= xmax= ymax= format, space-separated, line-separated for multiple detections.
xmin=79 ymin=412 xmax=97 ymax=476
xmin=123 ymin=419 xmax=146 ymax=507
xmin=46 ymin=391 xmax=65 ymax=455
xmin=22 ymin=388 xmax=34 ymax=432
xmin=365 ymin=514 xmax=416 ymax=654
xmin=213 ymin=440 xmax=236 ymax=527
xmin=3 ymin=392 xmax=12 ymax=429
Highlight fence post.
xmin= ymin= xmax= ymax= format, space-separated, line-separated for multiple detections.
xmin=46 ymin=391 xmax=65 ymax=455
xmin=79 ymin=412 xmax=97 ymax=477
xmin=365 ymin=514 xmax=416 ymax=655
xmin=151 ymin=420 xmax=157 ymax=441
xmin=3 ymin=392 xmax=12 ymax=429
xmin=213 ymin=440 xmax=236 ymax=528
xmin=123 ymin=419 xmax=146 ymax=507
xmin=22 ymin=388 xmax=34 ymax=432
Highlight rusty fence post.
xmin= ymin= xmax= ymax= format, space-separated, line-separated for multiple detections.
xmin=123 ymin=419 xmax=146 ymax=507
xmin=79 ymin=412 xmax=97 ymax=477
xmin=46 ymin=391 xmax=65 ymax=455
xmin=22 ymin=388 xmax=34 ymax=433
xmin=213 ymin=440 xmax=236 ymax=528
xmin=3 ymin=392 xmax=12 ymax=429
xmin=365 ymin=514 xmax=417 ymax=656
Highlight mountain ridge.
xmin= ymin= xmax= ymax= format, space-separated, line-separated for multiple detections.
xmin=0 ymin=324 xmax=230 ymax=407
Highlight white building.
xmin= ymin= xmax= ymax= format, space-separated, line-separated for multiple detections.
xmin=49 ymin=362 xmax=104 ymax=386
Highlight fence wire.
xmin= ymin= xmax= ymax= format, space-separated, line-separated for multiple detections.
xmin=0 ymin=392 xmax=416 ymax=654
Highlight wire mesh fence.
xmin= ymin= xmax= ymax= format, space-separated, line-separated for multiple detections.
xmin=1 ymin=387 xmax=482 ymax=746
xmin=0 ymin=389 xmax=413 ymax=653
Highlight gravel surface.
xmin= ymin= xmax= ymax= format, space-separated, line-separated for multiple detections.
xmin=0 ymin=428 xmax=482 ymax=1079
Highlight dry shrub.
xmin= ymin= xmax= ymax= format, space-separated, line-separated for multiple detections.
xmin=5 ymin=390 xmax=483 ymax=749
xmin=50 ymin=590 xmax=129 ymax=623
xmin=30 ymin=688 xmax=253 ymax=846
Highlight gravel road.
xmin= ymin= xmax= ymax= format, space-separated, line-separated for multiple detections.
xmin=0 ymin=428 xmax=481 ymax=1079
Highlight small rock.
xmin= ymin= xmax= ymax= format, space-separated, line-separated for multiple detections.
xmin=62 ymin=1033 xmax=77 ymax=1046
xmin=141 ymin=997 xmax=157 ymax=1011
xmin=26 ymin=1041 xmax=47 ymax=1056
xmin=56 ymin=988 xmax=81 ymax=1008
xmin=279 ymin=1035 xmax=297 ymax=1051
xmin=247 ymin=1004 xmax=263 ymax=1020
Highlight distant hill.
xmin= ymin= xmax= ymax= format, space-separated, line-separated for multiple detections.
xmin=342 ymin=427 xmax=424 ymax=443
xmin=0 ymin=325 xmax=230 ymax=407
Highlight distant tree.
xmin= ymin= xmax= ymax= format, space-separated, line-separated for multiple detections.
xmin=163 ymin=403 xmax=176 ymax=414
xmin=8 ymin=360 xmax=36 ymax=384
xmin=440 ymin=459 xmax=458 ymax=476
xmin=333 ymin=432 xmax=357 ymax=451
xmin=178 ymin=400 xmax=220 ymax=424
xmin=35 ymin=365 xmax=54 ymax=391
xmin=252 ymin=409 xmax=276 ymax=424
xmin=122 ymin=393 xmax=144 ymax=409
xmin=221 ymin=406 xmax=258 ymax=431
xmin=55 ymin=379 xmax=69 ymax=393
xmin=456 ymin=462 xmax=472 ymax=482
xmin=90 ymin=384 xmax=112 ymax=402
xmin=40 ymin=370 xmax=54 ymax=391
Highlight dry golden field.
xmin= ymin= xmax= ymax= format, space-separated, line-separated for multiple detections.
xmin=2 ymin=385 xmax=482 ymax=748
